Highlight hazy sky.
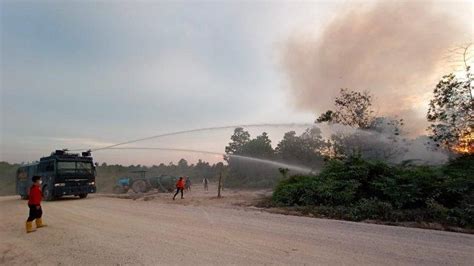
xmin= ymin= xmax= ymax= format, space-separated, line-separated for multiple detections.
xmin=1 ymin=0 xmax=472 ymax=165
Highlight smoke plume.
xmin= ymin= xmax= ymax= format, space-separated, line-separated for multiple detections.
xmin=283 ymin=0 xmax=472 ymax=134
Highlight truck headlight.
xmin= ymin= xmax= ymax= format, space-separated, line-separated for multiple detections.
xmin=54 ymin=183 xmax=66 ymax=187
xmin=89 ymin=182 xmax=95 ymax=185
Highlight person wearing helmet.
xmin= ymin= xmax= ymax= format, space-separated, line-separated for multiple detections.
xmin=173 ymin=177 xmax=185 ymax=200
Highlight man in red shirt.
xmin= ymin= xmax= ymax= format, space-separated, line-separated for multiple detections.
xmin=173 ymin=177 xmax=185 ymax=200
xmin=26 ymin=176 xmax=47 ymax=233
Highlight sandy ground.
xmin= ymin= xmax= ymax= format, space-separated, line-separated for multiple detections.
xmin=1 ymin=184 xmax=473 ymax=265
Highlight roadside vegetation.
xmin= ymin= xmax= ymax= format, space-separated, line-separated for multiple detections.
xmin=0 ymin=162 xmax=20 ymax=196
xmin=271 ymin=155 xmax=473 ymax=229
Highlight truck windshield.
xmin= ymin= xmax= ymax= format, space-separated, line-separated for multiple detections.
xmin=57 ymin=161 xmax=93 ymax=174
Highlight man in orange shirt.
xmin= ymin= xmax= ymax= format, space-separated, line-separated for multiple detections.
xmin=173 ymin=177 xmax=185 ymax=200
xmin=26 ymin=176 xmax=47 ymax=233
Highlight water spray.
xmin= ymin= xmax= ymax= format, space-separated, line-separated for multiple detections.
xmin=71 ymin=123 xmax=313 ymax=152
xmin=68 ymin=123 xmax=317 ymax=174
xmin=106 ymin=147 xmax=315 ymax=173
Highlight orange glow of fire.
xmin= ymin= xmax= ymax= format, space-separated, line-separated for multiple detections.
xmin=452 ymin=132 xmax=474 ymax=154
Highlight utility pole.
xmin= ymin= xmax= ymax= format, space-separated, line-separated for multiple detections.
xmin=218 ymin=172 xmax=222 ymax=198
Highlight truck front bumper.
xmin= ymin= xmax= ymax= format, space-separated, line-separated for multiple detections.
xmin=54 ymin=185 xmax=96 ymax=196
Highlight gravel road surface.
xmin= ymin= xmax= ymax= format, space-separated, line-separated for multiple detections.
xmin=1 ymin=194 xmax=473 ymax=265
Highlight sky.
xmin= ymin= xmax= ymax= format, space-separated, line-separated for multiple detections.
xmin=1 ymin=0 xmax=472 ymax=165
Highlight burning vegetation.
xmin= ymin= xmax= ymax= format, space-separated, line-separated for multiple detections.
xmin=427 ymin=64 xmax=473 ymax=155
xmin=452 ymin=132 xmax=474 ymax=155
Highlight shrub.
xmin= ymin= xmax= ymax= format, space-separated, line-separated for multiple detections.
xmin=272 ymin=174 xmax=360 ymax=206
xmin=271 ymin=155 xmax=474 ymax=228
xmin=351 ymin=198 xmax=394 ymax=221
xmin=272 ymin=175 xmax=316 ymax=206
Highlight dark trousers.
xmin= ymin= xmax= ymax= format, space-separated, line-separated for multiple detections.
xmin=173 ymin=188 xmax=184 ymax=199
xmin=27 ymin=204 xmax=42 ymax=222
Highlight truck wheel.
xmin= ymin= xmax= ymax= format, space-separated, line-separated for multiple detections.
xmin=42 ymin=186 xmax=54 ymax=201
xmin=79 ymin=193 xmax=88 ymax=199
xmin=113 ymin=185 xmax=125 ymax=194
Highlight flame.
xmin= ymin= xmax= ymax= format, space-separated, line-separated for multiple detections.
xmin=452 ymin=132 xmax=474 ymax=154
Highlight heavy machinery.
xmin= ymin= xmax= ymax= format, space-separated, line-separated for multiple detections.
xmin=113 ymin=171 xmax=177 ymax=194
xmin=16 ymin=150 xmax=97 ymax=201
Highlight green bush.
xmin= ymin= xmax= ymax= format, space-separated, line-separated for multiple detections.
xmin=351 ymin=198 xmax=394 ymax=221
xmin=273 ymin=175 xmax=316 ymax=206
xmin=272 ymin=174 xmax=360 ymax=206
xmin=272 ymin=155 xmax=474 ymax=228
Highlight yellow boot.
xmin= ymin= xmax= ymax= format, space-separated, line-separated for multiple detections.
xmin=26 ymin=221 xmax=36 ymax=233
xmin=35 ymin=218 xmax=47 ymax=228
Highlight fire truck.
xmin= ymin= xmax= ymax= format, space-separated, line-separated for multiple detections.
xmin=16 ymin=150 xmax=97 ymax=200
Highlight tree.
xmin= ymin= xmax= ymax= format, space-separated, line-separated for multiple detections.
xmin=225 ymin=131 xmax=278 ymax=188
xmin=240 ymin=132 xmax=274 ymax=158
xmin=224 ymin=127 xmax=251 ymax=161
xmin=275 ymin=128 xmax=327 ymax=167
xmin=316 ymin=89 xmax=408 ymax=160
xmin=213 ymin=162 xmax=225 ymax=176
xmin=316 ymin=89 xmax=375 ymax=129
xmin=194 ymin=159 xmax=212 ymax=178
xmin=427 ymin=66 xmax=473 ymax=154
xmin=329 ymin=130 xmax=408 ymax=162
xmin=275 ymin=131 xmax=300 ymax=157
xmin=177 ymin=158 xmax=189 ymax=169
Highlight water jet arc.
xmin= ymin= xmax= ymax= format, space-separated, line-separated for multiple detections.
xmin=71 ymin=123 xmax=313 ymax=152
xmin=106 ymin=147 xmax=314 ymax=173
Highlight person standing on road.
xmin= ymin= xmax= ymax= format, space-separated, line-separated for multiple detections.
xmin=173 ymin=177 xmax=185 ymax=200
xmin=202 ymin=177 xmax=209 ymax=191
xmin=26 ymin=176 xmax=47 ymax=233
xmin=185 ymin=177 xmax=192 ymax=191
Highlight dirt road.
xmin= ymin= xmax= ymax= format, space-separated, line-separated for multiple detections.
xmin=1 ymin=189 xmax=473 ymax=265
